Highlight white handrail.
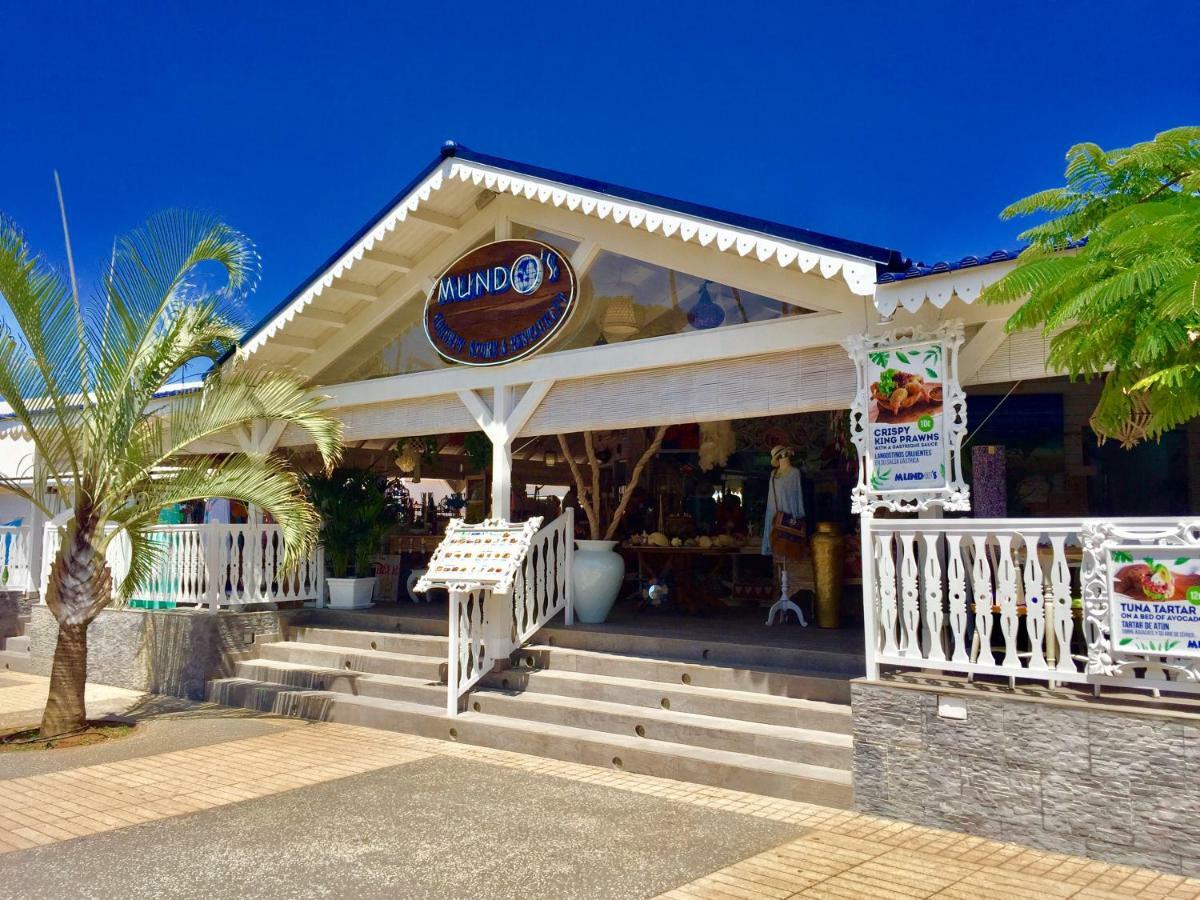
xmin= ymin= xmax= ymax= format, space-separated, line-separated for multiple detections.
xmin=446 ymin=509 xmax=574 ymax=715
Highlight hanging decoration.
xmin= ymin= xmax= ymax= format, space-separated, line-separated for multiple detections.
xmin=599 ymin=294 xmax=639 ymax=342
xmin=698 ymin=420 xmax=736 ymax=471
xmin=687 ymin=280 xmax=726 ymax=330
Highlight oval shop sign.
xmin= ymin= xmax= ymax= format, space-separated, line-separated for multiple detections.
xmin=423 ymin=239 xmax=578 ymax=366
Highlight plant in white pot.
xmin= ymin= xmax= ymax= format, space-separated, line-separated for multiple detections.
xmin=306 ymin=468 xmax=403 ymax=609
xmin=557 ymin=426 xmax=668 ymax=623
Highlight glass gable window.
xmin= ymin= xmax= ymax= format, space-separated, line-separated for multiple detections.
xmin=339 ymin=225 xmax=807 ymax=381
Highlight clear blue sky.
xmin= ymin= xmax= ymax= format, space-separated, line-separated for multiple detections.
xmin=2 ymin=0 xmax=1196 ymax=329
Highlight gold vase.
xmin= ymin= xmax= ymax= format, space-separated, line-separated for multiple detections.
xmin=811 ymin=521 xmax=845 ymax=629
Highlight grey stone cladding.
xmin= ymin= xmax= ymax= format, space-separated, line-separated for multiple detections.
xmin=852 ymin=679 xmax=1200 ymax=876
xmin=28 ymin=605 xmax=303 ymax=700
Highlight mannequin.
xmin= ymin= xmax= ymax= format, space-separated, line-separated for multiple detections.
xmin=761 ymin=446 xmax=805 ymax=555
xmin=762 ymin=445 xmax=809 ymax=626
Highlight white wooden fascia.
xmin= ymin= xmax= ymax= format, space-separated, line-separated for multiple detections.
xmin=237 ymin=162 xmax=454 ymax=361
xmin=319 ymin=309 xmax=862 ymax=412
xmin=451 ymin=162 xmax=879 ymax=296
xmin=500 ymin=197 xmax=851 ymax=315
xmin=298 ymin=207 xmax=501 ymax=379
xmin=874 ymin=260 xmax=1018 ymax=317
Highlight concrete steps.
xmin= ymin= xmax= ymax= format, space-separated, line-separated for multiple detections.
xmin=208 ymin=623 xmax=856 ymax=807
xmin=0 ymin=616 xmax=32 ymax=672
xmin=213 ymin=683 xmax=852 ymax=808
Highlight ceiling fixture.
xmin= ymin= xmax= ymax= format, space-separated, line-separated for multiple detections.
xmin=687 ymin=280 xmax=725 ymax=330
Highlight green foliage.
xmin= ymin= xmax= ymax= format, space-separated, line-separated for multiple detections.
xmin=982 ymin=127 xmax=1200 ymax=441
xmin=305 ymin=468 xmax=404 ymax=577
xmin=0 ymin=209 xmax=343 ymax=618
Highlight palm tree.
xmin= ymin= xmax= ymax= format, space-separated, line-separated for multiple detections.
xmin=982 ymin=126 xmax=1200 ymax=443
xmin=0 ymin=208 xmax=342 ymax=737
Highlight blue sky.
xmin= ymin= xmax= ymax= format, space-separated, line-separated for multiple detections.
xmin=2 ymin=1 xmax=1196 ymax=331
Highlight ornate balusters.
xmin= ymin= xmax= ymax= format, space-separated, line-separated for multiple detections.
xmin=970 ymin=535 xmax=995 ymax=665
xmin=922 ymin=533 xmax=946 ymax=662
xmin=1049 ymin=533 xmax=1077 ymax=672
xmin=995 ymin=534 xmax=1020 ymax=668
xmin=875 ymin=531 xmax=898 ymax=656
xmin=1021 ymin=532 xmax=1049 ymax=671
xmin=945 ymin=534 xmax=970 ymax=663
xmin=898 ymin=533 xmax=920 ymax=657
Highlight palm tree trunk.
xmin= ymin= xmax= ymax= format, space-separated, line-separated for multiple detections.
xmin=40 ymin=622 xmax=88 ymax=737
xmin=40 ymin=521 xmax=112 ymax=738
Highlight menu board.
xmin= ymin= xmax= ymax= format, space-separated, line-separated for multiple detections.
xmin=865 ymin=340 xmax=947 ymax=493
xmin=414 ymin=517 xmax=542 ymax=594
xmin=1108 ymin=547 xmax=1200 ymax=656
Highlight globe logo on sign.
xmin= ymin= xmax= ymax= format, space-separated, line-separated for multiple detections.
xmin=510 ymin=254 xmax=543 ymax=295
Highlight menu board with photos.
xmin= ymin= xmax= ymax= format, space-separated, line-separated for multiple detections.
xmin=414 ymin=517 xmax=543 ymax=594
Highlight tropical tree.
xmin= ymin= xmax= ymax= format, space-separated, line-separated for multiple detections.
xmin=982 ymin=126 xmax=1200 ymax=444
xmin=0 ymin=207 xmax=342 ymax=737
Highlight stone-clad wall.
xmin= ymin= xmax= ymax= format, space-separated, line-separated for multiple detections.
xmin=28 ymin=606 xmax=302 ymax=700
xmin=852 ymin=680 xmax=1200 ymax=876
xmin=0 ymin=591 xmax=35 ymax=638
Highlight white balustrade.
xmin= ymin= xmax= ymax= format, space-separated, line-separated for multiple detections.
xmin=39 ymin=522 xmax=323 ymax=610
xmin=0 ymin=525 xmax=32 ymax=592
xmin=863 ymin=517 xmax=1190 ymax=690
xmin=445 ymin=510 xmax=574 ymax=714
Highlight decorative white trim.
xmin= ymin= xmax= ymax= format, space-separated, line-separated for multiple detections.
xmin=1081 ymin=520 xmax=1200 ymax=684
xmin=236 ymin=157 xmax=884 ymax=363
xmin=873 ymin=261 xmax=1017 ymax=317
xmin=844 ymin=321 xmax=970 ymax=513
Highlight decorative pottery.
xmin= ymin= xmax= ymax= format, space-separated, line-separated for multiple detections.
xmin=572 ymin=540 xmax=624 ymax=623
xmin=811 ymin=522 xmax=845 ymax=628
xmin=327 ymin=576 xmax=376 ymax=610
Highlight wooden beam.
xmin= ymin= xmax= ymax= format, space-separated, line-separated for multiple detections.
xmin=505 ymin=380 xmax=554 ymax=438
xmin=407 ymin=207 xmax=460 ymax=234
xmin=960 ymin=320 xmax=1011 ymax=383
xmin=366 ymin=249 xmax=416 ymax=272
xmin=301 ymin=306 xmax=347 ymax=327
xmin=269 ymin=333 xmax=318 ymax=352
xmin=328 ymin=279 xmax=382 ymax=300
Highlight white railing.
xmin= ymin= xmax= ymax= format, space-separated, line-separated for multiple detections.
xmin=513 ymin=507 xmax=575 ymax=644
xmin=39 ymin=522 xmax=324 ymax=610
xmin=446 ymin=510 xmax=574 ymax=714
xmin=0 ymin=525 xmax=32 ymax=592
xmin=863 ymin=516 xmax=1194 ymax=692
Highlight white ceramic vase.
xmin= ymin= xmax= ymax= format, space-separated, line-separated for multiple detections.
xmin=326 ymin=576 xmax=376 ymax=609
xmin=572 ymin=540 xmax=624 ymax=624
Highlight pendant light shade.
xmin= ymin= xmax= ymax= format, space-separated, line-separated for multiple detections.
xmin=687 ymin=281 xmax=725 ymax=330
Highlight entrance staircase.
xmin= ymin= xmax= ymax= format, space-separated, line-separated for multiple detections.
xmin=0 ymin=605 xmax=32 ymax=672
xmin=209 ymin=614 xmax=859 ymax=808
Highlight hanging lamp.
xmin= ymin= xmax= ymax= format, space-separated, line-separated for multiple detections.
xmin=687 ymin=280 xmax=725 ymax=330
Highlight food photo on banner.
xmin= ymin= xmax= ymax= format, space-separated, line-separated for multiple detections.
xmin=865 ymin=341 xmax=946 ymax=492
xmin=1108 ymin=548 xmax=1200 ymax=654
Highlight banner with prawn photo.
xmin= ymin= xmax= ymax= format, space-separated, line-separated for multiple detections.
xmin=867 ymin=341 xmax=946 ymax=490
xmin=845 ymin=324 xmax=970 ymax=513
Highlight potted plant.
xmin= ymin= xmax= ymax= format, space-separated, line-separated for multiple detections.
xmin=306 ymin=468 xmax=403 ymax=609
xmin=556 ymin=426 xmax=668 ymax=623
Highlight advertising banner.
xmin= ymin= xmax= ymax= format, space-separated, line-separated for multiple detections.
xmin=1108 ymin=548 xmax=1200 ymax=656
xmin=845 ymin=323 xmax=970 ymax=513
xmin=865 ymin=340 xmax=947 ymax=493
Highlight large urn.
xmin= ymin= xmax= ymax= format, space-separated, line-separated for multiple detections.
xmin=811 ymin=522 xmax=845 ymax=628
xmin=571 ymin=540 xmax=625 ymax=624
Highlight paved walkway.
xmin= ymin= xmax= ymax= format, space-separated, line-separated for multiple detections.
xmin=1 ymin=674 xmax=1198 ymax=898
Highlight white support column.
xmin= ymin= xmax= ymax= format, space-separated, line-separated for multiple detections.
xmin=491 ymin=386 xmax=514 ymax=520
xmin=457 ymin=381 xmax=555 ymax=521
xmin=25 ymin=453 xmax=46 ymax=598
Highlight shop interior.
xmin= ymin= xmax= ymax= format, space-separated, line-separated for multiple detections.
xmin=274 ymin=373 xmax=1200 ymax=648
